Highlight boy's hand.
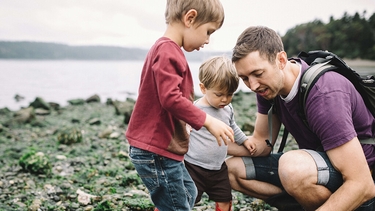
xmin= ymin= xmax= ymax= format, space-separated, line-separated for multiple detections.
xmin=204 ymin=114 xmax=234 ymax=146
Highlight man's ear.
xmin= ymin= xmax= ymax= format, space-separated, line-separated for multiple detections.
xmin=276 ymin=51 xmax=288 ymax=70
xmin=183 ymin=9 xmax=197 ymax=27
xmin=199 ymin=83 xmax=206 ymax=94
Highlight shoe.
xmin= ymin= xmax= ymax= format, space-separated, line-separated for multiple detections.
xmin=265 ymin=191 xmax=304 ymax=211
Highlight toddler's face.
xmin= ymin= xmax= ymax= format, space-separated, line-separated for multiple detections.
xmin=204 ymin=87 xmax=234 ymax=109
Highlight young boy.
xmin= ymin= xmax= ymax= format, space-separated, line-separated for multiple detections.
xmin=184 ymin=56 xmax=256 ymax=211
xmin=125 ymin=1 xmax=235 ymax=211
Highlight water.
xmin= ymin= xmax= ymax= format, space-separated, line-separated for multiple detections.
xmin=0 ymin=60 xmax=249 ymax=111
xmin=1 ymin=60 xmax=374 ymax=111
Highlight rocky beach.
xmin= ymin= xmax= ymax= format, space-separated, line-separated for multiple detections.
xmin=0 ymin=91 xmax=293 ymax=211
xmin=2 ymin=56 xmax=374 ymax=210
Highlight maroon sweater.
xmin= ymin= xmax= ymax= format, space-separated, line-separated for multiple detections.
xmin=125 ymin=37 xmax=206 ymax=161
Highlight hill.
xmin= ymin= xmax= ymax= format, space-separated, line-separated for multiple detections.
xmin=0 ymin=41 xmax=230 ymax=61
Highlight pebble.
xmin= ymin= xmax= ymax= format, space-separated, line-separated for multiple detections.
xmin=84 ymin=205 xmax=94 ymax=211
xmin=56 ymin=155 xmax=67 ymax=160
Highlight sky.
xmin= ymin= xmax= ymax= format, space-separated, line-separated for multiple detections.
xmin=0 ymin=0 xmax=374 ymax=52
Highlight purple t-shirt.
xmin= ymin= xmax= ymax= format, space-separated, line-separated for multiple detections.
xmin=257 ymin=59 xmax=375 ymax=166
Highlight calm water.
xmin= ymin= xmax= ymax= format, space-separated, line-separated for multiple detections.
xmin=0 ymin=60 xmax=250 ymax=111
xmin=1 ymin=60 xmax=374 ymax=111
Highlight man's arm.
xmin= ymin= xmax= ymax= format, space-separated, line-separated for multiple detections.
xmin=228 ymin=112 xmax=281 ymax=157
xmin=318 ymin=137 xmax=375 ymax=210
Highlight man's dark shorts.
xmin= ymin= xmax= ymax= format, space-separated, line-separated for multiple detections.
xmin=241 ymin=150 xmax=343 ymax=192
xmin=241 ymin=150 xmax=375 ymax=210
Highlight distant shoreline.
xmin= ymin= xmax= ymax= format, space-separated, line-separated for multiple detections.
xmin=1 ymin=58 xmax=374 ymax=66
xmin=345 ymin=59 xmax=375 ymax=67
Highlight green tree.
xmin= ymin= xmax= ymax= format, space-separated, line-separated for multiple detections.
xmin=282 ymin=11 xmax=375 ymax=60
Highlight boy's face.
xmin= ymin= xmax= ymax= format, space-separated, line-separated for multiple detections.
xmin=200 ymin=84 xmax=234 ymax=109
xmin=182 ymin=21 xmax=220 ymax=52
xmin=235 ymin=51 xmax=283 ymax=100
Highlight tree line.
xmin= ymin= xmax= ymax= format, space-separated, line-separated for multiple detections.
xmin=283 ymin=11 xmax=375 ymax=60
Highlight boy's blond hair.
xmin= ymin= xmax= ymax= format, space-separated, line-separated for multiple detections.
xmin=165 ymin=0 xmax=224 ymax=28
xmin=199 ymin=56 xmax=239 ymax=94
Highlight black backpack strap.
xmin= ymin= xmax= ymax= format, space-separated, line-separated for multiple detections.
xmin=360 ymin=138 xmax=375 ymax=145
xmin=299 ymin=61 xmax=337 ymax=126
xmin=278 ymin=53 xmax=336 ymax=152
xmin=278 ymin=128 xmax=289 ymax=153
xmin=267 ymin=100 xmax=290 ymax=153
xmin=265 ymin=102 xmax=274 ymax=149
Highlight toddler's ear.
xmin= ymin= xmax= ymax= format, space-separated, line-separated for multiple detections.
xmin=199 ymin=83 xmax=207 ymax=94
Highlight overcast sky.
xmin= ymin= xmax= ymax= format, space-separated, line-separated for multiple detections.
xmin=0 ymin=0 xmax=374 ymax=52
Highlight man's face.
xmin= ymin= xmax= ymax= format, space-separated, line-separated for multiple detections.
xmin=235 ymin=51 xmax=283 ymax=100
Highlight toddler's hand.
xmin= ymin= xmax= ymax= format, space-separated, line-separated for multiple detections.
xmin=244 ymin=138 xmax=257 ymax=155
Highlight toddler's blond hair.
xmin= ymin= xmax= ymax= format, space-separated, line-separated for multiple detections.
xmin=199 ymin=56 xmax=239 ymax=94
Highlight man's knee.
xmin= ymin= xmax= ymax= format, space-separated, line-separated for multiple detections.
xmin=226 ymin=157 xmax=243 ymax=175
xmin=226 ymin=157 xmax=246 ymax=185
xmin=279 ymin=150 xmax=318 ymax=189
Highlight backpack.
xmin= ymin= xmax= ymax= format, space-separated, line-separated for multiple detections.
xmin=276 ymin=50 xmax=375 ymax=152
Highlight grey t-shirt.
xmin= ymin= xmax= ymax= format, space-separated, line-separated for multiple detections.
xmin=184 ymin=102 xmax=247 ymax=170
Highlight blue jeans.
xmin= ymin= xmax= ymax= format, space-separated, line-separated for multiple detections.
xmin=129 ymin=146 xmax=197 ymax=211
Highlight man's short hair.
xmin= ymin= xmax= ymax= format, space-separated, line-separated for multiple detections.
xmin=232 ymin=26 xmax=284 ymax=64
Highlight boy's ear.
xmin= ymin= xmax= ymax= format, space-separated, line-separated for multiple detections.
xmin=184 ymin=9 xmax=197 ymax=27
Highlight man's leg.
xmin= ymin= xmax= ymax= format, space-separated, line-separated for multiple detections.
xmin=226 ymin=156 xmax=283 ymax=200
xmin=227 ymin=154 xmax=304 ymax=211
xmin=279 ymin=150 xmax=333 ymax=211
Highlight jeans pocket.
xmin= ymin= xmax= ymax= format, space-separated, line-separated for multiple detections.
xmin=129 ymin=147 xmax=159 ymax=192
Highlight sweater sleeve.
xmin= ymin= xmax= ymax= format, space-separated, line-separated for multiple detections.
xmin=228 ymin=104 xmax=247 ymax=145
xmin=152 ymin=42 xmax=206 ymax=130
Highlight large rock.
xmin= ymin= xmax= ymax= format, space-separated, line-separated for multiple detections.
xmin=68 ymin=98 xmax=85 ymax=105
xmin=29 ymin=97 xmax=51 ymax=110
xmin=112 ymin=100 xmax=134 ymax=116
xmin=14 ymin=107 xmax=35 ymax=124
xmin=86 ymin=94 xmax=100 ymax=103
xmin=49 ymin=102 xmax=60 ymax=110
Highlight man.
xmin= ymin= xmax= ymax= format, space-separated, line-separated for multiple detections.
xmin=226 ymin=26 xmax=375 ymax=211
